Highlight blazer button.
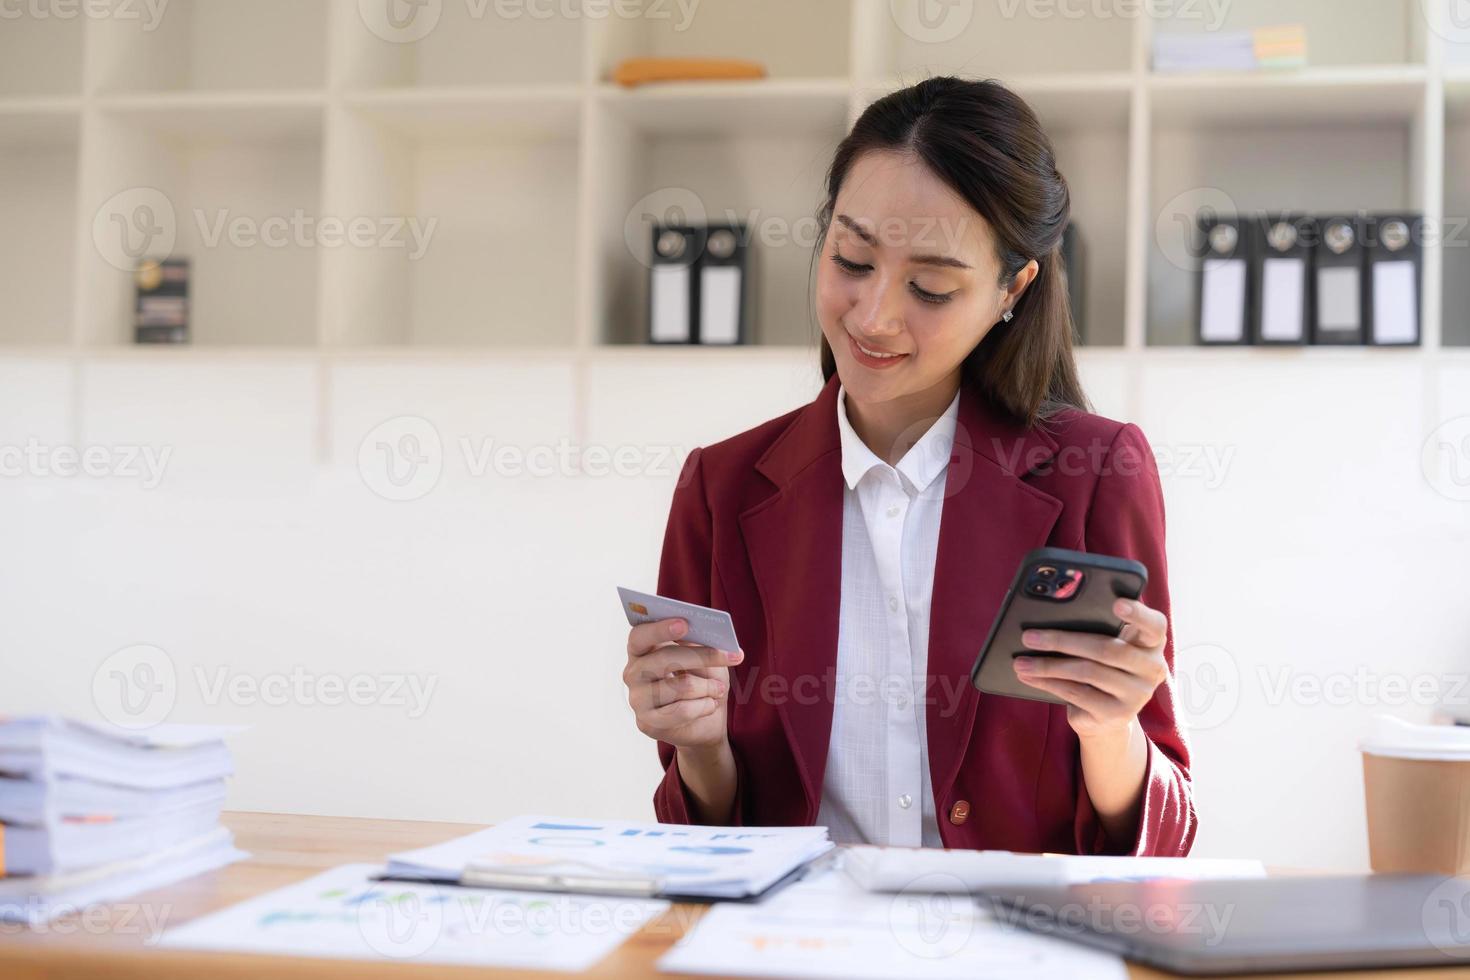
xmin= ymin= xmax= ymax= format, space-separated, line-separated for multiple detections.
xmin=949 ymin=800 xmax=971 ymax=826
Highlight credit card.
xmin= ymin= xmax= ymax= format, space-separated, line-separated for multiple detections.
xmin=617 ymin=587 xmax=741 ymax=653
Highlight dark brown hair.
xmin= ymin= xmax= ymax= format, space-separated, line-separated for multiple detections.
xmin=811 ymin=75 xmax=1090 ymax=427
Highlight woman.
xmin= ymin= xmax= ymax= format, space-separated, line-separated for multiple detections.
xmin=621 ymin=76 xmax=1196 ymax=856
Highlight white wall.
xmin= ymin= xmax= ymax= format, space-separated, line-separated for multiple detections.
xmin=3 ymin=350 xmax=1468 ymax=872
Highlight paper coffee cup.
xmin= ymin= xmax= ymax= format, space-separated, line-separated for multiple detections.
xmin=1360 ymin=715 xmax=1470 ymax=875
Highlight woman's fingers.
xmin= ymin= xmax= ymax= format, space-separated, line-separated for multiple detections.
xmin=637 ymin=697 xmax=720 ymax=738
xmin=630 ymin=645 xmax=740 ymax=684
xmin=1014 ymin=653 xmax=1146 ymax=702
xmin=648 ymin=671 xmax=727 ymax=709
xmin=627 ymin=618 xmax=689 ymax=657
xmin=1113 ymin=598 xmax=1168 ymax=649
xmin=1021 ymin=629 xmax=1155 ymax=674
xmin=1015 ymin=674 xmax=1115 ymax=718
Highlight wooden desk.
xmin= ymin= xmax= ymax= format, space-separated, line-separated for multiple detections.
xmin=1 ymin=812 xmax=1466 ymax=979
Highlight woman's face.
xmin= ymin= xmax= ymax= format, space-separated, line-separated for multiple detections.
xmin=816 ymin=149 xmax=1033 ymax=408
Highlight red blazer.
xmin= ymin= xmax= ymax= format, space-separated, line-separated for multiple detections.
xmin=652 ymin=373 xmax=1197 ymax=856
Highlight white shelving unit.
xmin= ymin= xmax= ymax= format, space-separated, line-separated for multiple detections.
xmin=1 ymin=0 xmax=1466 ymax=355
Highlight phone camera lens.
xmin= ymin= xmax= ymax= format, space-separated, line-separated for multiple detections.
xmin=1035 ymin=566 xmax=1057 ymax=579
xmin=1027 ymin=581 xmax=1050 ymax=596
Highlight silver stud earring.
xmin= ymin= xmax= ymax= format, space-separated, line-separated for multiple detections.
xmin=1002 ymin=310 xmax=1014 ymax=323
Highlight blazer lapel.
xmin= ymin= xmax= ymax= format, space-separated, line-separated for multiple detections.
xmin=738 ymin=375 xmax=844 ymax=821
xmin=925 ymin=386 xmax=1063 ymax=807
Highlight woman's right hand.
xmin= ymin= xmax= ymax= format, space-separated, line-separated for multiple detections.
xmin=624 ymin=618 xmax=742 ymax=749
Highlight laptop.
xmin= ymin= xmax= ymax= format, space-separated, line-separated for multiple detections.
xmin=981 ymin=874 xmax=1470 ymax=974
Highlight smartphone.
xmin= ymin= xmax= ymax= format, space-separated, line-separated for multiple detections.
xmin=970 ymin=547 xmax=1148 ymax=706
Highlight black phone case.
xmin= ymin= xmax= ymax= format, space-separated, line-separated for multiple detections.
xmin=969 ymin=547 xmax=1148 ymax=706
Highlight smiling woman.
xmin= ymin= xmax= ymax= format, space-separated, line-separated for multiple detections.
xmin=622 ymin=76 xmax=1196 ymax=858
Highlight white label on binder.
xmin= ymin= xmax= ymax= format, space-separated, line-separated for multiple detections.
xmin=1200 ymin=257 xmax=1246 ymax=342
xmin=1317 ymin=266 xmax=1361 ymax=331
xmin=1373 ymin=260 xmax=1418 ymax=343
xmin=699 ymin=266 xmax=742 ymax=344
xmin=1260 ymin=257 xmax=1305 ymax=341
xmin=651 ymin=264 xmax=691 ymax=342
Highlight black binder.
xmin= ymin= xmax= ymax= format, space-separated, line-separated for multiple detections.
xmin=647 ymin=224 xmax=703 ymax=345
xmin=1248 ymin=213 xmax=1312 ymax=345
xmin=1195 ymin=214 xmax=1250 ymax=345
xmin=1312 ymin=214 xmax=1367 ymax=345
xmin=1365 ymin=213 xmax=1422 ymax=346
xmin=695 ymin=223 xmax=750 ymax=346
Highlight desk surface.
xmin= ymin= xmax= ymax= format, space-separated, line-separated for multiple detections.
xmin=1 ymin=812 xmax=1466 ymax=980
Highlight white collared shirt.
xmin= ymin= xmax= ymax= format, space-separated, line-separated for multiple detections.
xmin=815 ymin=384 xmax=960 ymax=848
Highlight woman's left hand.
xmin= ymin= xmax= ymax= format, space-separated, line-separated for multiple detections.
xmin=1012 ymin=598 xmax=1170 ymax=741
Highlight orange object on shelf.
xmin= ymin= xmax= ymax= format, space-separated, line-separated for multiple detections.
xmin=611 ymin=57 xmax=767 ymax=88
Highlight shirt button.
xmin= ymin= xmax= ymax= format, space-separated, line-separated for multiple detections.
xmin=897 ymin=794 xmax=913 ymax=810
xmin=888 ymin=596 xmax=899 ymax=612
xmin=886 ymin=504 xmax=900 ymax=518
xmin=895 ymin=694 xmax=910 ymax=711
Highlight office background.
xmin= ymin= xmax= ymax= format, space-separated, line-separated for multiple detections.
xmin=2 ymin=0 xmax=1469 ymax=872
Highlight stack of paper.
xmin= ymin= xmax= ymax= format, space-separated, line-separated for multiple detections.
xmin=1153 ymin=24 xmax=1307 ymax=72
xmin=0 ymin=717 xmax=246 ymax=924
xmin=386 ymin=815 xmax=834 ymax=901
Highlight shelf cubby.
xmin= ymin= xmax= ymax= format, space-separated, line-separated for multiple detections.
xmin=866 ymin=1 xmax=1134 ymax=83
xmin=591 ymin=0 xmax=850 ymax=84
xmin=321 ymin=101 xmax=581 ymax=349
xmin=0 ymin=10 xmax=84 ymax=97
xmin=77 ymin=105 xmax=326 ymax=348
xmin=0 ymin=110 xmax=80 ymax=345
xmin=590 ymin=90 xmax=847 ymax=347
xmin=1149 ymin=0 xmax=1424 ymax=69
xmin=90 ymin=0 xmax=329 ymax=94
xmin=1147 ymin=115 xmax=1417 ymax=346
xmin=338 ymin=0 xmax=583 ymax=89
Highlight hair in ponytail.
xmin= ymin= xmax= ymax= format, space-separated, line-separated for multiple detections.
xmin=812 ymin=75 xmax=1090 ymax=428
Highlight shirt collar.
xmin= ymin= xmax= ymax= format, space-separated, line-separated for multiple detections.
xmin=836 ymin=384 xmax=961 ymax=494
